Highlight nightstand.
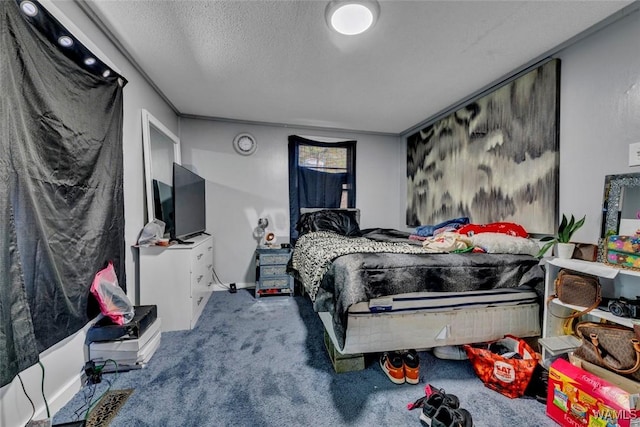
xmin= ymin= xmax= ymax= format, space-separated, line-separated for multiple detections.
xmin=255 ymin=247 xmax=294 ymax=298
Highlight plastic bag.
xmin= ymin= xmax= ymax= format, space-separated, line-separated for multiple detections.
xmin=463 ymin=335 xmax=539 ymax=399
xmin=137 ymin=219 xmax=165 ymax=246
xmin=90 ymin=261 xmax=134 ymax=325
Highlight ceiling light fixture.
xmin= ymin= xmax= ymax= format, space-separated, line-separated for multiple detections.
xmin=325 ymin=0 xmax=379 ymax=36
xmin=20 ymin=0 xmax=38 ymax=17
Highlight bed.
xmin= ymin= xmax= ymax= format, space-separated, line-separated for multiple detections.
xmin=291 ymin=209 xmax=544 ymax=359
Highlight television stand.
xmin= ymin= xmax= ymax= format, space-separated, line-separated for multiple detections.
xmin=139 ymin=233 xmax=214 ymax=332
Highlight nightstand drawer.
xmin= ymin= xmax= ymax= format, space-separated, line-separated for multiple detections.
xmin=260 ymin=265 xmax=287 ymax=276
xmin=259 ymin=276 xmax=292 ymax=289
xmin=260 ymin=253 xmax=290 ymax=265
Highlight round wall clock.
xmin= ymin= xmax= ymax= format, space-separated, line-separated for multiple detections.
xmin=233 ymin=133 xmax=257 ymax=156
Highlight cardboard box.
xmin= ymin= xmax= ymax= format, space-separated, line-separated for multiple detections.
xmin=547 ymin=358 xmax=640 ymax=427
xmin=570 ymin=355 xmax=640 ymax=400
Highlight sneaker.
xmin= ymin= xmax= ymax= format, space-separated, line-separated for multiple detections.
xmin=403 ymin=349 xmax=420 ymax=385
xmin=380 ymin=351 xmax=405 ymax=384
xmin=419 ymin=388 xmax=460 ymax=426
xmin=433 ymin=345 xmax=468 ymax=360
xmin=430 ymin=405 xmax=473 ymax=427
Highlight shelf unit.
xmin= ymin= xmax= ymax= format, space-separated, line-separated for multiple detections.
xmin=541 ymin=257 xmax=640 ymax=361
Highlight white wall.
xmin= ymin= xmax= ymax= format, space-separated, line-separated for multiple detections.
xmin=557 ymin=8 xmax=640 ymax=244
xmin=179 ymin=118 xmax=403 ymax=287
xmin=0 ymin=1 xmax=177 ymax=426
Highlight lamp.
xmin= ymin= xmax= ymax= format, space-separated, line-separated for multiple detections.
xmin=325 ymin=0 xmax=380 ymax=35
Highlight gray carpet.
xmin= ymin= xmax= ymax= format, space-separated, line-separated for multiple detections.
xmin=53 ymin=290 xmax=556 ymax=426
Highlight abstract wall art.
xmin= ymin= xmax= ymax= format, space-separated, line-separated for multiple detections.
xmin=406 ymin=59 xmax=560 ymax=235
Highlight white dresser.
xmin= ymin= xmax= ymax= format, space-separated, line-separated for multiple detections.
xmin=139 ymin=234 xmax=214 ymax=332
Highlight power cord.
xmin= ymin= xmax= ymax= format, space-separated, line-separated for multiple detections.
xmin=211 ymin=267 xmax=233 ymax=291
xmin=83 ymin=359 xmax=119 ymax=421
xmin=38 ymin=361 xmax=50 ymax=419
xmin=17 ymin=373 xmax=35 ymax=427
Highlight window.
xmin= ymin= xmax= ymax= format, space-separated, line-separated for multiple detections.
xmin=288 ymin=135 xmax=356 ymax=241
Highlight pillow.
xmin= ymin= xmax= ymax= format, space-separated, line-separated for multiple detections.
xmin=296 ymin=209 xmax=361 ymax=237
xmin=469 ymin=232 xmax=540 ymax=256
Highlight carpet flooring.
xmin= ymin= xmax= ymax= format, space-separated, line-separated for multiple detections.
xmin=53 ymin=289 xmax=556 ymax=426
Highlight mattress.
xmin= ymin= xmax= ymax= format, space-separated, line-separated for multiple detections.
xmin=321 ymin=288 xmax=540 ymax=355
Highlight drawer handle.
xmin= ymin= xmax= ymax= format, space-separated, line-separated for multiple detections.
xmin=197 ymin=296 xmax=203 ymax=306
xmin=197 ymin=275 xmax=203 ymax=283
xmin=197 ymin=254 xmax=203 ymax=260
xmin=207 ymin=281 xmax=213 ymax=287
xmin=207 ymin=246 xmax=213 ymax=251
xmin=207 ymin=264 xmax=213 ymax=269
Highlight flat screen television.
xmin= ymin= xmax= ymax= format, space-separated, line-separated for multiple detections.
xmin=172 ymin=163 xmax=206 ymax=241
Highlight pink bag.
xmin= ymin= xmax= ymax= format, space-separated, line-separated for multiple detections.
xmin=90 ymin=261 xmax=134 ymax=325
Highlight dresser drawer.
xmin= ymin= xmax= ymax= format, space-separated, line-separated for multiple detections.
xmin=191 ymin=260 xmax=212 ymax=290
xmin=191 ymin=289 xmax=209 ymax=327
xmin=191 ymin=244 xmax=210 ymax=269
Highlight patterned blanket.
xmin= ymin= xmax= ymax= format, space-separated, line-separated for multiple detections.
xmin=292 ymin=231 xmax=438 ymax=301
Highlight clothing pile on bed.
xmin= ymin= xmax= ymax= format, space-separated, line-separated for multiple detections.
xmin=411 ymin=216 xmax=540 ymax=257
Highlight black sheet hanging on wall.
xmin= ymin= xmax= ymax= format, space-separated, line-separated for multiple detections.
xmin=0 ymin=0 xmax=126 ymax=387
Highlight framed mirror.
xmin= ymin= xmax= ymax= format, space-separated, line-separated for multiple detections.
xmin=141 ymin=109 xmax=181 ymax=226
xmin=601 ymin=173 xmax=640 ymax=237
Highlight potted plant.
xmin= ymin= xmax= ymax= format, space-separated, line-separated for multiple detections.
xmin=537 ymin=214 xmax=586 ymax=259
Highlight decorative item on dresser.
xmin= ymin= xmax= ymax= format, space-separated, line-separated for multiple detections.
xmin=255 ymin=246 xmax=294 ymax=298
xmin=138 ymin=234 xmax=214 ymax=331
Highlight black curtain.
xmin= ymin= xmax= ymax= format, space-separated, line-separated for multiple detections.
xmin=288 ymin=135 xmax=356 ymax=242
xmin=298 ymin=168 xmax=347 ymax=207
xmin=1 ymin=1 xmax=126 ymax=387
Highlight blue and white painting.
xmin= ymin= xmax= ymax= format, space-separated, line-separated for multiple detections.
xmin=406 ymin=59 xmax=559 ymax=235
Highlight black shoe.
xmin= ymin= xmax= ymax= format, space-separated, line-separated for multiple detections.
xmin=403 ymin=349 xmax=420 ymax=385
xmin=431 ymin=405 xmax=474 ymax=427
xmin=524 ymin=363 xmax=549 ymax=404
xmin=419 ymin=388 xmax=460 ymax=426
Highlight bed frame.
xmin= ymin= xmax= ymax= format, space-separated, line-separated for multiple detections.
xmin=320 ymin=290 xmax=540 ymax=372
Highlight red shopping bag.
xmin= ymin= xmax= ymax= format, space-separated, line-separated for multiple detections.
xmin=463 ymin=335 xmax=539 ymax=399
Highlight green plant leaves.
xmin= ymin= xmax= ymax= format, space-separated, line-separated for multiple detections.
xmin=536 ymin=213 xmax=586 ymax=258
xmin=558 ymin=214 xmax=586 ymax=243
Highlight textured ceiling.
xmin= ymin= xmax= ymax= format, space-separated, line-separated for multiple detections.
xmin=84 ymin=0 xmax=635 ymax=134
